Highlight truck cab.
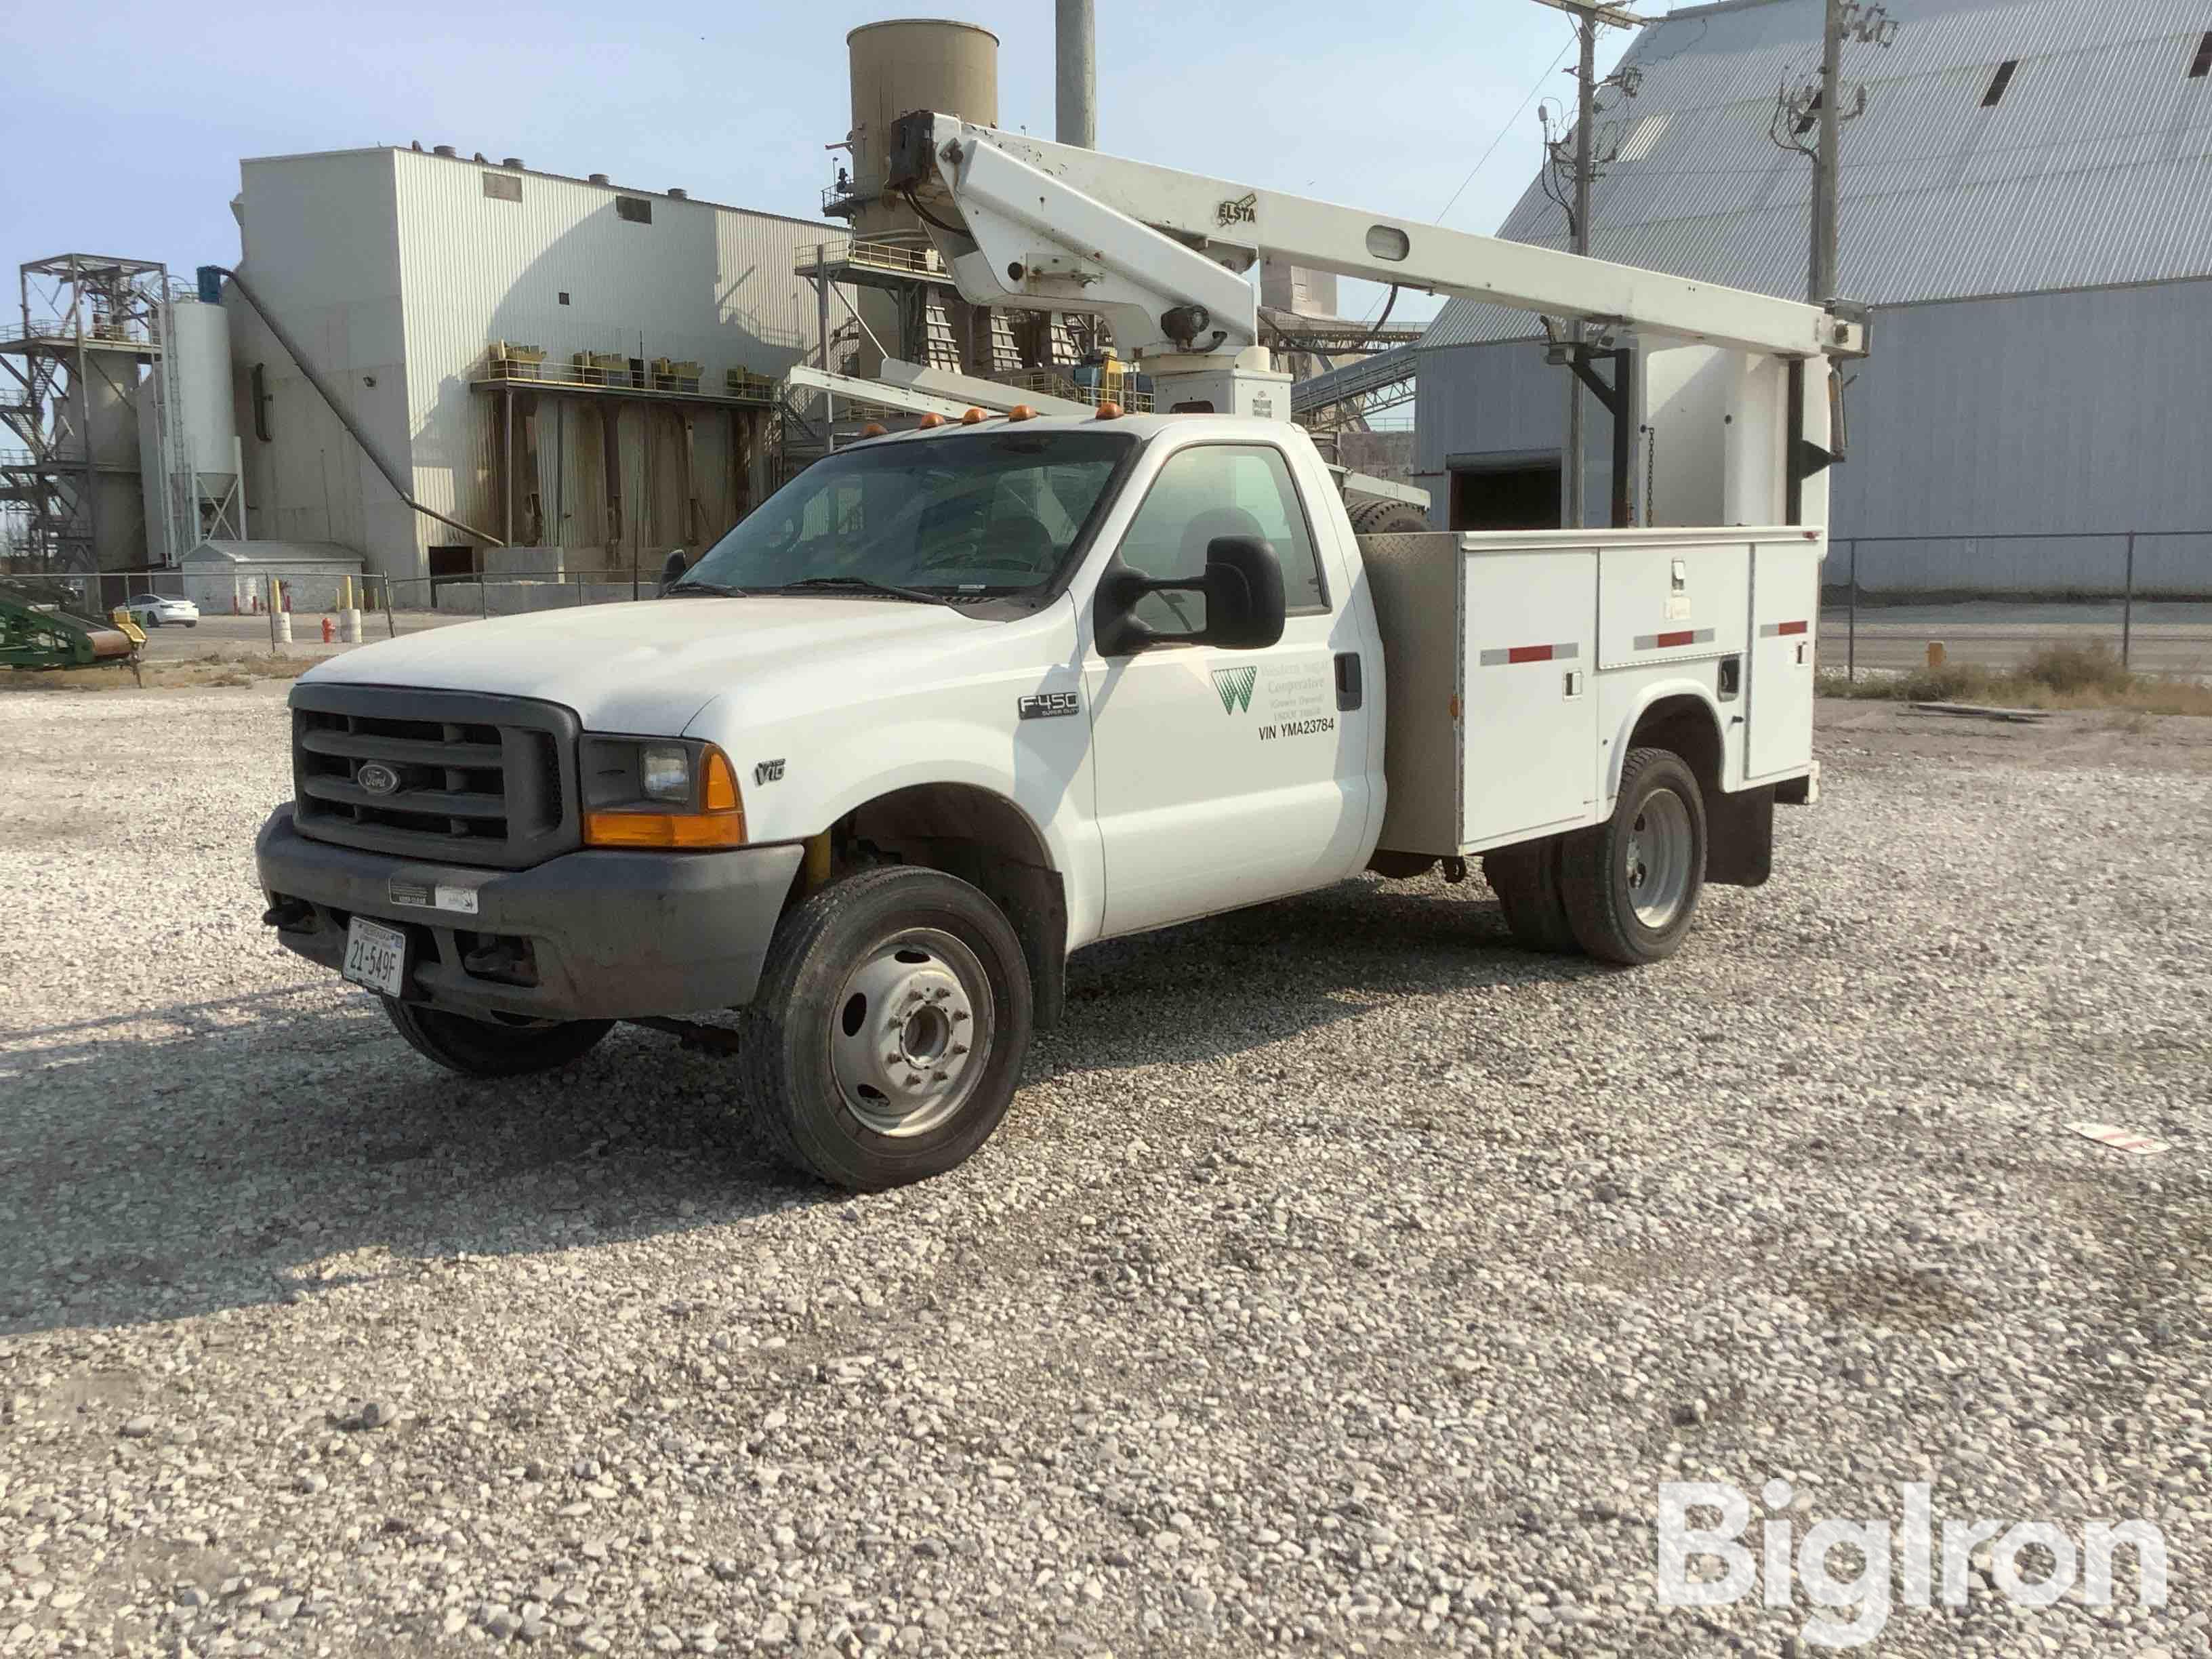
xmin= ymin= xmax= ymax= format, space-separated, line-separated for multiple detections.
xmin=258 ymin=408 xmax=1816 ymax=1190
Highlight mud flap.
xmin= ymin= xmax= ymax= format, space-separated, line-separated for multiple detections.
xmin=1706 ymin=785 xmax=1774 ymax=888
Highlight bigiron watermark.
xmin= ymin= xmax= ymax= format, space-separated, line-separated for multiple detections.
xmin=1658 ymin=1479 xmax=2168 ymax=1648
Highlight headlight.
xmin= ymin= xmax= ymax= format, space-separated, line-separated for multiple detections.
xmin=640 ymin=744 xmax=691 ymax=802
xmin=580 ymin=737 xmax=746 ymax=849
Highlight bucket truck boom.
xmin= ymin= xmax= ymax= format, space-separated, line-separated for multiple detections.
xmin=883 ymin=112 xmax=1864 ymax=366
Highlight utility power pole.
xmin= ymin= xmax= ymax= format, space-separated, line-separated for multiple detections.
xmin=1568 ymin=18 xmax=1595 ymax=529
xmin=1774 ymin=0 xmax=1896 ymax=301
xmin=1532 ymin=0 xmax=1645 ymax=527
xmin=1810 ymin=0 xmax=1844 ymax=302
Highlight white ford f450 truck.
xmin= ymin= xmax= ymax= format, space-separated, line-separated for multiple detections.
xmin=256 ymin=115 xmax=1860 ymax=1189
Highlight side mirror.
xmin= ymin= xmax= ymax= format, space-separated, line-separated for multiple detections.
xmin=1094 ymin=535 xmax=1287 ymax=655
xmin=657 ymin=549 xmax=689 ymax=595
xmin=1199 ymin=535 xmax=1286 ymax=651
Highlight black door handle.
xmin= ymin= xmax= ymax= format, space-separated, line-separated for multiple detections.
xmin=1334 ymin=651 xmax=1364 ymax=711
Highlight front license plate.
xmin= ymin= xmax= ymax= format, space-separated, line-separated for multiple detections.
xmin=342 ymin=916 xmax=408 ymax=997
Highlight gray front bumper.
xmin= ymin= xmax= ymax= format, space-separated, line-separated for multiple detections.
xmin=255 ymin=806 xmax=804 ymax=1021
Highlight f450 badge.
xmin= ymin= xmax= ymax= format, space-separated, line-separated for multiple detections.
xmin=1017 ymin=691 xmax=1081 ymax=720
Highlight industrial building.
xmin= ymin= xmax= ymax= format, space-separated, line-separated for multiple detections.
xmin=1 ymin=255 xmax=238 ymax=577
xmin=4 ymin=9 xmax=1418 ymax=602
xmin=1415 ymin=0 xmax=2212 ymax=596
xmin=224 ymin=146 xmax=848 ymax=592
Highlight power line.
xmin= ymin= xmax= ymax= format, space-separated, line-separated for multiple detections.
xmin=1437 ymin=36 xmax=1578 ymax=224
xmin=1350 ymin=33 xmax=1578 ymax=327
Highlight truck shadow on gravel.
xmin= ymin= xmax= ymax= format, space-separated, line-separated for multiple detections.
xmin=1 ymin=876 xmax=1596 ymax=1338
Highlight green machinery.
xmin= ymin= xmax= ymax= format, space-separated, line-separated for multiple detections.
xmin=0 ymin=577 xmax=143 ymax=669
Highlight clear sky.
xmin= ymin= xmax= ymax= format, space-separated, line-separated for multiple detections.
xmin=1 ymin=0 xmax=1633 ymax=327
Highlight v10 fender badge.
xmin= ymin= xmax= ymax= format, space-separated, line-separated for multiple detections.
xmin=754 ymin=758 xmax=786 ymax=785
xmin=1017 ymin=691 xmax=1081 ymax=720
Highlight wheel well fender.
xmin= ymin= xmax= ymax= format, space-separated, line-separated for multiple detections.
xmin=1615 ymin=688 xmax=1771 ymax=888
xmin=1607 ymin=685 xmax=1724 ymax=802
xmin=837 ymin=783 xmax=1069 ymax=1029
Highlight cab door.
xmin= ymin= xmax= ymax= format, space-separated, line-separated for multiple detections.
xmin=1082 ymin=441 xmax=1371 ymax=936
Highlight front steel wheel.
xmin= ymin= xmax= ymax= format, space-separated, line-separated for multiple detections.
xmin=741 ymin=867 xmax=1032 ymax=1191
xmin=828 ymin=928 xmax=996 ymax=1138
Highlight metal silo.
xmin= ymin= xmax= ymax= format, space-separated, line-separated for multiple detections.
xmin=164 ymin=298 xmax=239 ymax=484
xmin=137 ymin=295 xmax=244 ymax=564
xmin=844 ymin=18 xmax=998 ymax=373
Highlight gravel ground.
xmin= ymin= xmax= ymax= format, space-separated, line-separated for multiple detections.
xmin=2 ymin=687 xmax=2207 ymax=1659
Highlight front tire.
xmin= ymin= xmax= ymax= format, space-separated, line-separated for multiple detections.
xmin=380 ymin=998 xmax=613 ymax=1076
xmin=1561 ymin=747 xmax=1707 ymax=964
xmin=740 ymin=866 xmax=1033 ymax=1191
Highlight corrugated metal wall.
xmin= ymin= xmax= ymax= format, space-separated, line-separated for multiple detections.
xmin=1833 ymin=282 xmax=2212 ymax=594
xmin=1414 ymin=279 xmax=2212 ymax=595
xmin=1427 ymin=0 xmax=2212 ymax=350
xmin=1412 ymin=342 xmax=1615 ymax=527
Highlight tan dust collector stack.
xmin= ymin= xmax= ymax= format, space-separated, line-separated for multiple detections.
xmin=844 ymin=18 xmax=999 ymax=375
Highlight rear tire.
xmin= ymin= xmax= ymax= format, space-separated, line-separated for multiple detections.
xmin=380 ymin=998 xmax=613 ymax=1076
xmin=1561 ymin=747 xmax=1707 ymax=964
xmin=739 ymin=866 xmax=1032 ymax=1192
xmin=1483 ymin=838 xmax=1580 ymax=954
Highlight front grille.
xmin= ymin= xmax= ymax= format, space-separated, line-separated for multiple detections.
xmin=290 ymin=684 xmax=580 ymax=869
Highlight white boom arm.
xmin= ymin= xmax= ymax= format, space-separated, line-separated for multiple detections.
xmin=885 ymin=114 xmax=1864 ymax=365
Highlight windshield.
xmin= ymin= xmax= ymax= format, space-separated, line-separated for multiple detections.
xmin=674 ymin=429 xmax=1134 ymax=600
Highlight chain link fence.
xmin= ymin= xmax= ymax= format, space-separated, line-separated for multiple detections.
xmin=1824 ymin=529 xmax=2212 ymax=679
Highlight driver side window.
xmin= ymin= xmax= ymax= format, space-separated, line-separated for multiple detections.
xmin=1114 ymin=444 xmax=1326 ymax=634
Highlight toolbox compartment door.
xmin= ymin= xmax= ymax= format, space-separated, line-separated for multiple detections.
xmin=1460 ymin=546 xmax=1600 ymax=847
xmin=1746 ymin=537 xmax=1821 ymax=781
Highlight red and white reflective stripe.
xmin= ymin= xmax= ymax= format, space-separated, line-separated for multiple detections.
xmin=1477 ymin=641 xmax=1580 ymax=667
xmin=1760 ymin=619 xmax=1810 ymax=637
xmin=1630 ymin=627 xmax=1716 ymax=651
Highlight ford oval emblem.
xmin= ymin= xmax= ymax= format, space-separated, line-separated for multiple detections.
xmin=356 ymin=761 xmax=401 ymax=796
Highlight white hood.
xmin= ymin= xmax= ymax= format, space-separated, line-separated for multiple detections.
xmin=302 ymin=597 xmax=989 ymax=733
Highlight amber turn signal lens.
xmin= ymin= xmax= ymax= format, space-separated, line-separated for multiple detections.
xmin=583 ymin=811 xmax=746 ymax=849
xmin=584 ymin=745 xmax=745 ymax=849
xmin=701 ymin=747 xmax=739 ymax=812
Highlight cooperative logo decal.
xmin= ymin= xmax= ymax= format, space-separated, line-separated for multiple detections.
xmin=1211 ymin=665 xmax=1257 ymax=715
